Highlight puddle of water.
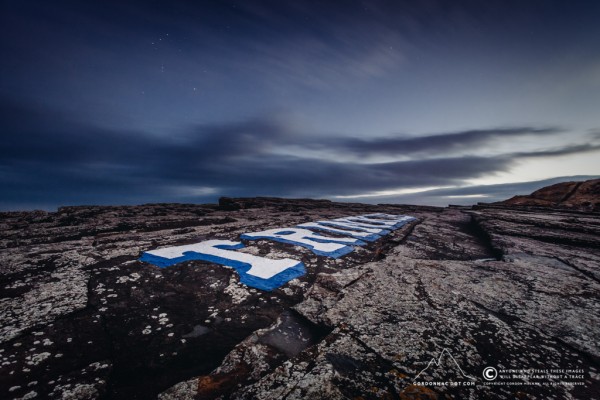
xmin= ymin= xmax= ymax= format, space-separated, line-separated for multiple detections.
xmin=258 ymin=310 xmax=330 ymax=358
xmin=183 ymin=324 xmax=210 ymax=338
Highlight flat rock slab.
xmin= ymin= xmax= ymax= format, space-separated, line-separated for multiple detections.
xmin=1 ymin=199 xmax=599 ymax=399
xmin=0 ymin=200 xmax=417 ymax=399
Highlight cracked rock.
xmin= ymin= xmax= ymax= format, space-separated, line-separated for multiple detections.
xmin=1 ymin=189 xmax=599 ymax=399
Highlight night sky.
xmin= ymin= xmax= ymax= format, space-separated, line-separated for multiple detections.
xmin=1 ymin=0 xmax=600 ymax=210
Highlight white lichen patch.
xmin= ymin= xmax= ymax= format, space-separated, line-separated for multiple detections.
xmin=287 ymin=279 xmax=308 ymax=289
xmin=15 ymin=390 xmax=38 ymax=399
xmin=6 ymin=280 xmax=28 ymax=289
xmin=94 ymin=283 xmax=106 ymax=294
xmin=50 ymin=383 xmax=99 ymax=400
xmin=158 ymin=313 xmax=169 ymax=325
xmin=88 ymin=361 xmax=110 ymax=371
xmin=116 ymin=272 xmax=141 ymax=284
xmin=0 ymin=263 xmax=89 ymax=343
xmin=25 ymin=352 xmax=51 ymax=366
xmin=224 ymin=275 xmax=250 ymax=304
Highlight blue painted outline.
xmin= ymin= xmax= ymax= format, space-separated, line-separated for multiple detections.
xmin=346 ymin=218 xmax=393 ymax=228
xmin=335 ymin=219 xmax=398 ymax=231
xmin=308 ymin=236 xmax=366 ymax=245
xmin=360 ymin=215 xmax=417 ymax=230
xmin=385 ymin=217 xmax=416 ymax=229
xmin=241 ymin=232 xmax=355 ymax=258
xmin=138 ymin=215 xmax=416 ymax=290
xmin=318 ymin=221 xmax=391 ymax=235
xmin=297 ymin=223 xmax=382 ymax=242
xmin=340 ymin=215 xmax=417 ymax=231
xmin=139 ymin=243 xmax=306 ymax=291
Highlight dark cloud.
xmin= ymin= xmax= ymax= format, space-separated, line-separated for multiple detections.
xmin=1 ymin=97 xmax=598 ymax=210
xmin=315 ymin=127 xmax=563 ymax=158
xmin=513 ymin=144 xmax=600 ymax=158
xmin=2 ymin=2 xmax=599 ymax=211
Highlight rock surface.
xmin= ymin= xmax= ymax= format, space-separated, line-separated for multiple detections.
xmin=0 ymin=193 xmax=599 ymax=399
xmin=495 ymin=178 xmax=600 ymax=212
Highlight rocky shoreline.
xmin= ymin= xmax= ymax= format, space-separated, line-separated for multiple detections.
xmin=1 ymin=196 xmax=599 ymax=399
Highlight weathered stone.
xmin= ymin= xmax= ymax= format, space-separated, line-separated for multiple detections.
xmin=1 ymin=188 xmax=599 ymax=399
xmin=493 ymin=178 xmax=600 ymax=212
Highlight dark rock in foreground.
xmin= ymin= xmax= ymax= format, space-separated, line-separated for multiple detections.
xmin=1 ymin=193 xmax=599 ymax=399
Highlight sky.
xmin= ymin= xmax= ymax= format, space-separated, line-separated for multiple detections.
xmin=1 ymin=0 xmax=600 ymax=210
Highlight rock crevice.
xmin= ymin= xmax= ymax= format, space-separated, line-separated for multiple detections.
xmin=1 ymin=190 xmax=599 ymax=399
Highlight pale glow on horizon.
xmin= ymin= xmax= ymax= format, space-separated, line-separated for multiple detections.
xmin=445 ymin=194 xmax=489 ymax=199
xmin=167 ymin=185 xmax=217 ymax=196
xmin=466 ymin=151 xmax=600 ymax=187
xmin=334 ymin=185 xmax=453 ymax=199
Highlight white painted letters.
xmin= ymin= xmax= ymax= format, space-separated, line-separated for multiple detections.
xmin=140 ymin=213 xmax=416 ymax=291
xmin=241 ymin=227 xmax=363 ymax=258
xmin=140 ymin=239 xmax=302 ymax=279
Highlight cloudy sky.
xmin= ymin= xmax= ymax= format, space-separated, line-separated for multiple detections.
xmin=1 ymin=0 xmax=599 ymax=210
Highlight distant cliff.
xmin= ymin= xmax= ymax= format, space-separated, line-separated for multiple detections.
xmin=495 ymin=178 xmax=600 ymax=211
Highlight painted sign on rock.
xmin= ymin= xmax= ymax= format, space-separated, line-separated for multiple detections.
xmin=140 ymin=213 xmax=415 ymax=291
